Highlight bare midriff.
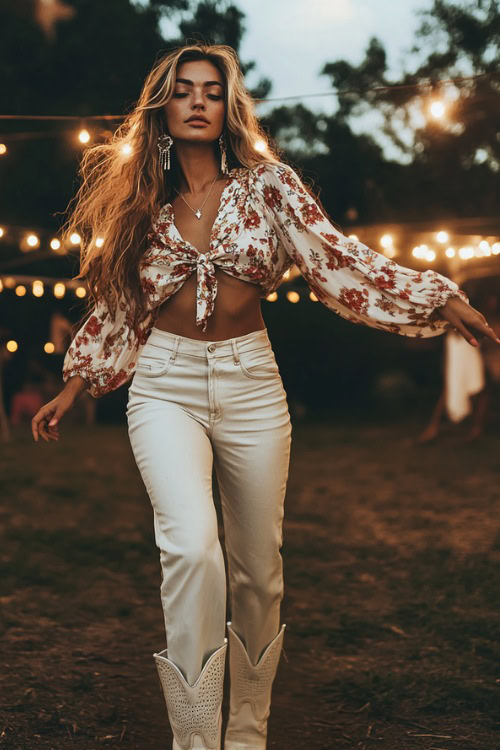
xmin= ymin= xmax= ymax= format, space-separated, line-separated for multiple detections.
xmin=154 ymin=175 xmax=266 ymax=341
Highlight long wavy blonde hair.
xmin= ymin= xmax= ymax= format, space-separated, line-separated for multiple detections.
xmin=62 ymin=42 xmax=339 ymax=335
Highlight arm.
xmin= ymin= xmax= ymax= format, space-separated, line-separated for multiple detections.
xmin=255 ymin=162 xmax=468 ymax=338
xmin=62 ymin=294 xmax=157 ymax=398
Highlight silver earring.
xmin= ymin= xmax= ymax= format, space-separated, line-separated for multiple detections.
xmin=157 ymin=133 xmax=174 ymax=170
xmin=219 ymin=132 xmax=228 ymax=174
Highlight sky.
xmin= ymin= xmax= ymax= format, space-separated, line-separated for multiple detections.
xmin=236 ymin=0 xmax=427 ymax=115
xmin=155 ymin=0 xmax=433 ymax=159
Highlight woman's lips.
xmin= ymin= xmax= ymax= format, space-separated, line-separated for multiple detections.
xmin=187 ymin=120 xmax=209 ymax=126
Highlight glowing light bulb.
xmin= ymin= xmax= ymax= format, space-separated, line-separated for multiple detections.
xmin=445 ymin=247 xmax=455 ymax=258
xmin=492 ymin=243 xmax=500 ymax=255
xmin=32 ymin=280 xmax=44 ymax=297
xmin=70 ymin=233 xmax=81 ymax=245
xmin=309 ymin=291 xmax=318 ymax=302
xmin=429 ymin=100 xmax=446 ymax=119
xmin=15 ymin=285 xmax=27 ymax=296
xmin=0 ymin=143 xmax=7 ymax=155
xmin=458 ymin=246 xmax=474 ymax=260
xmin=75 ymin=286 xmax=87 ymax=298
xmin=78 ymin=129 xmax=91 ymax=144
xmin=436 ymin=231 xmax=449 ymax=243
xmin=380 ymin=234 xmax=393 ymax=248
xmin=6 ymin=340 xmax=18 ymax=352
xmin=44 ymin=342 xmax=55 ymax=354
xmin=348 ymin=234 xmax=358 ymax=241
xmin=287 ymin=291 xmax=300 ymax=303
xmin=0 ymin=227 xmax=4 ymax=237
xmin=95 ymin=236 xmax=105 ymax=248
xmin=479 ymin=240 xmax=491 ymax=256
xmin=50 ymin=238 xmax=61 ymax=250
xmin=26 ymin=234 xmax=39 ymax=247
xmin=121 ymin=143 xmax=132 ymax=156
xmin=54 ymin=282 xmax=66 ymax=298
xmin=254 ymin=139 xmax=267 ymax=153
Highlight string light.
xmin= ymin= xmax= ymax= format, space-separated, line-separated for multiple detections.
xmin=121 ymin=143 xmax=132 ymax=157
xmin=309 ymin=291 xmax=318 ymax=302
xmin=254 ymin=139 xmax=267 ymax=152
xmin=69 ymin=232 xmax=81 ymax=245
xmin=436 ymin=230 xmax=449 ymax=243
xmin=348 ymin=234 xmax=359 ymax=241
xmin=380 ymin=234 xmax=393 ymax=248
xmin=32 ymin=280 xmax=44 ymax=297
xmin=6 ymin=341 xmax=18 ymax=353
xmin=445 ymin=247 xmax=456 ymax=258
xmin=0 ymin=227 xmax=4 ymax=237
xmin=44 ymin=342 xmax=55 ymax=354
xmin=78 ymin=128 xmax=91 ymax=144
xmin=458 ymin=246 xmax=474 ymax=259
xmin=54 ymin=282 xmax=66 ymax=298
xmin=50 ymin=238 xmax=61 ymax=250
xmin=26 ymin=233 xmax=39 ymax=248
xmin=266 ymin=291 xmax=278 ymax=302
xmin=15 ymin=285 xmax=27 ymax=296
xmin=287 ymin=291 xmax=300 ymax=303
xmin=0 ymin=143 xmax=6 ymax=155
xmin=429 ymin=99 xmax=446 ymax=119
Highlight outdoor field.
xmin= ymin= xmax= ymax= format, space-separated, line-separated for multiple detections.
xmin=1 ymin=408 xmax=499 ymax=750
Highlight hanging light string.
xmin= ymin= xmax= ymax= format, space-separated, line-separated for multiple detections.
xmin=0 ymin=71 xmax=497 ymax=124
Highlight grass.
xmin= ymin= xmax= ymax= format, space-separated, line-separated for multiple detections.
xmin=0 ymin=411 xmax=499 ymax=749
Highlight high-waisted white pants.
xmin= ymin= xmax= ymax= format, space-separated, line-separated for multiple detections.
xmin=126 ymin=326 xmax=292 ymax=686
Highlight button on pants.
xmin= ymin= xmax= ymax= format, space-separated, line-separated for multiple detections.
xmin=126 ymin=326 xmax=292 ymax=686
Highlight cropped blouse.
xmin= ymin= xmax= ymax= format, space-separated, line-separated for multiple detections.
xmin=62 ymin=160 xmax=467 ymax=398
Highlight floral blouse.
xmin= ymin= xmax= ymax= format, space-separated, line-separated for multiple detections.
xmin=62 ymin=160 xmax=467 ymax=398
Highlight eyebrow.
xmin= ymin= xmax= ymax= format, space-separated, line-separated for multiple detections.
xmin=175 ymin=78 xmax=224 ymax=88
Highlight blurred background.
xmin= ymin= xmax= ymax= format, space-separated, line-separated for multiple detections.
xmin=1 ymin=3 xmax=499 ymax=749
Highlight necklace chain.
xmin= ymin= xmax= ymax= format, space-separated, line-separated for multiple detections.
xmin=173 ymin=170 xmax=222 ymax=220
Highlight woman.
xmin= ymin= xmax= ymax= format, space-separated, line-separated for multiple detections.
xmin=31 ymin=43 xmax=499 ymax=750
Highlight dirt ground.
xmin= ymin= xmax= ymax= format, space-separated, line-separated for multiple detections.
xmin=1 ymin=409 xmax=499 ymax=750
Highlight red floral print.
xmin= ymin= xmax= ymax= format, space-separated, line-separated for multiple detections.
xmin=62 ymin=161 xmax=467 ymax=398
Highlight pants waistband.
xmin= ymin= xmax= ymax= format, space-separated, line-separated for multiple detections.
xmin=147 ymin=326 xmax=272 ymax=361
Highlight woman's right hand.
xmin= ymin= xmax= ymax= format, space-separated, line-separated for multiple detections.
xmin=32 ymin=390 xmax=76 ymax=443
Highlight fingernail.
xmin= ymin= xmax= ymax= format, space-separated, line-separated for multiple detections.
xmin=471 ymin=339 xmax=478 ymax=346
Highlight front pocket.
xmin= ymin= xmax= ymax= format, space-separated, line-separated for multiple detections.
xmin=238 ymin=348 xmax=280 ymax=380
xmin=136 ymin=351 xmax=174 ymax=378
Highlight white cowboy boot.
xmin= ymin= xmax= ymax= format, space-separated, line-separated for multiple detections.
xmin=153 ymin=639 xmax=227 ymax=750
xmin=224 ymin=621 xmax=286 ymax=750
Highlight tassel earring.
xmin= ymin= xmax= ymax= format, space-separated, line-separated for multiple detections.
xmin=157 ymin=133 xmax=174 ymax=171
xmin=219 ymin=131 xmax=228 ymax=175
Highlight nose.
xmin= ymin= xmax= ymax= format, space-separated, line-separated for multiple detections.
xmin=190 ymin=88 xmax=206 ymax=109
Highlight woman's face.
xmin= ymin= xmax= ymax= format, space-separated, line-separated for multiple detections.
xmin=163 ymin=60 xmax=226 ymax=144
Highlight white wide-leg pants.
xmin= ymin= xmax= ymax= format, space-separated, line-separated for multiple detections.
xmin=126 ymin=326 xmax=292 ymax=686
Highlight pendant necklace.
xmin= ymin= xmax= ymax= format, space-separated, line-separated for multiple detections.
xmin=173 ymin=170 xmax=221 ymax=220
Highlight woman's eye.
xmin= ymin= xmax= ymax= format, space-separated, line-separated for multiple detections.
xmin=173 ymin=93 xmax=222 ymax=100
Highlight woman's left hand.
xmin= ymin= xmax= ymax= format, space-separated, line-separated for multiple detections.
xmin=437 ymin=295 xmax=500 ymax=347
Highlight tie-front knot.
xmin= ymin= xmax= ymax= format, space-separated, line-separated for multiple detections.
xmin=197 ymin=253 xmax=208 ymax=264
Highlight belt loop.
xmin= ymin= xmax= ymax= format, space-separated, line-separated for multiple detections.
xmin=231 ymin=339 xmax=240 ymax=365
xmin=171 ymin=336 xmax=180 ymax=362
